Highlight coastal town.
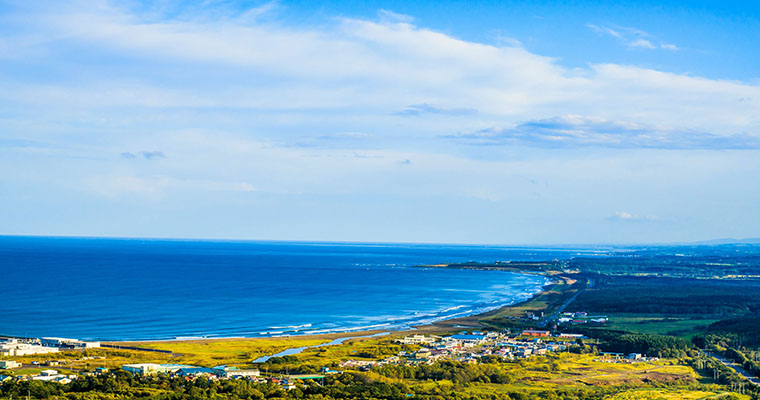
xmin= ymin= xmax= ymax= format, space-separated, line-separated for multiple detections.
xmin=0 ymin=321 xmax=658 ymax=392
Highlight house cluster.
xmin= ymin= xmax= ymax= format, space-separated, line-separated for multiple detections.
xmin=595 ymin=352 xmax=659 ymax=364
xmin=122 ymin=363 xmax=261 ymax=379
xmin=555 ymin=312 xmax=609 ymax=325
xmin=120 ymin=363 xmax=322 ymax=390
xmin=337 ymin=330 xmax=585 ymax=370
xmin=1 ymin=369 xmax=77 ymax=384
xmin=401 ymin=331 xmax=577 ymax=364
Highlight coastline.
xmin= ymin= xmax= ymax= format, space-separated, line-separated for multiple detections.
xmin=104 ymin=273 xmax=557 ymax=349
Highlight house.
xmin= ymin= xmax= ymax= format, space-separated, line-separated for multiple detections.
xmin=521 ymin=330 xmax=550 ymax=337
xmin=627 ymin=353 xmax=642 ymax=360
xmin=451 ymin=334 xmax=487 ymax=344
xmin=415 ymin=348 xmax=432 ymax=359
xmin=30 ymin=370 xmax=75 ymax=384
xmin=558 ymin=333 xmax=584 ymax=339
xmin=397 ymin=335 xmax=439 ymax=345
xmin=226 ymin=369 xmax=260 ymax=379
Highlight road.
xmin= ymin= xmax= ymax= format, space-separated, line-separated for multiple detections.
xmin=538 ymin=278 xmax=594 ymax=327
xmin=707 ymin=351 xmax=760 ymax=386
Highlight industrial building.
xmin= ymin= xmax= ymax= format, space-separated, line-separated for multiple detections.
xmin=41 ymin=337 xmax=101 ymax=349
xmin=0 ymin=360 xmax=21 ymax=369
xmin=122 ymin=363 xmax=199 ymax=375
xmin=0 ymin=339 xmax=60 ymax=356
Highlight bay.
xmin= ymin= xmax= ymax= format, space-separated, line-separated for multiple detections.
xmin=0 ymin=236 xmax=597 ymax=341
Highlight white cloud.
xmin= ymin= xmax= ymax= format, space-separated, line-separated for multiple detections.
xmin=629 ymin=38 xmax=656 ymax=49
xmin=451 ymin=114 xmax=760 ymax=149
xmin=587 ymin=23 xmax=679 ymax=52
xmin=608 ymin=211 xmax=660 ymax=222
xmin=0 ymin=4 xmax=750 ymax=134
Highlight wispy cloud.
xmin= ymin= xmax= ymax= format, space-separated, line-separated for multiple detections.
xmin=587 ymin=24 xmax=678 ymax=51
xmin=140 ymin=151 xmax=166 ymax=160
xmin=607 ymin=211 xmax=660 ymax=222
xmin=450 ymin=115 xmax=760 ymax=149
xmin=289 ymin=132 xmax=375 ymax=149
xmin=122 ymin=151 xmax=166 ymax=160
xmin=378 ymin=9 xmax=414 ymax=24
xmin=395 ymin=103 xmax=477 ymax=117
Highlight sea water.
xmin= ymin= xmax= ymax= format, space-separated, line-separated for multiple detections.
xmin=0 ymin=236 xmax=596 ymax=341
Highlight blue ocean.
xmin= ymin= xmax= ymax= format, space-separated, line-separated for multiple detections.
xmin=0 ymin=236 xmax=600 ymax=341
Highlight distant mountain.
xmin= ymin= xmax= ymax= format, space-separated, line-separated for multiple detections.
xmin=691 ymin=238 xmax=760 ymax=245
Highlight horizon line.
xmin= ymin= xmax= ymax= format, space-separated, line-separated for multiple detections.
xmin=1 ymin=233 xmax=758 ymax=248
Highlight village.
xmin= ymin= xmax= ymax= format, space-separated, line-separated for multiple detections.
xmin=1 ymin=318 xmax=657 ymax=392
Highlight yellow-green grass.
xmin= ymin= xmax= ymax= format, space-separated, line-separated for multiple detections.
xmin=293 ymin=337 xmax=411 ymax=367
xmin=112 ymin=337 xmax=330 ymax=367
xmin=522 ymin=354 xmax=696 ymax=387
xmin=109 ymin=331 xmax=397 ymax=368
xmin=604 ymin=388 xmax=749 ymax=399
xmin=364 ymin=353 xmax=698 ymax=393
xmin=2 ymin=348 xmax=172 ymax=374
xmin=387 ymin=354 xmax=704 ymax=397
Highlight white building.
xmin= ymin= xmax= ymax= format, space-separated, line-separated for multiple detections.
xmin=122 ymin=363 xmax=198 ymax=375
xmin=0 ymin=360 xmax=21 ymax=369
xmin=122 ymin=363 xmax=163 ymax=375
xmin=31 ymin=370 xmax=74 ymax=384
xmin=227 ymin=369 xmax=260 ymax=378
xmin=397 ymin=335 xmax=439 ymax=345
xmin=0 ymin=342 xmax=60 ymax=356
xmin=41 ymin=337 xmax=100 ymax=348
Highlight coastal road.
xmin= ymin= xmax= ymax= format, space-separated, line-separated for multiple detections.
xmin=707 ymin=351 xmax=760 ymax=386
xmin=538 ymin=278 xmax=593 ymax=327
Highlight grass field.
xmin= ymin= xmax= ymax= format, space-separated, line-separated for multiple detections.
xmin=603 ymin=314 xmax=721 ymax=337
xmin=357 ymin=353 xmax=708 ymax=398
xmin=604 ymin=388 xmax=749 ymax=399
xmin=107 ymin=330 xmax=403 ymax=368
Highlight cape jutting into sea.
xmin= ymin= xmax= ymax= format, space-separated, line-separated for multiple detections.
xmin=0 ymin=236 xmax=605 ymax=341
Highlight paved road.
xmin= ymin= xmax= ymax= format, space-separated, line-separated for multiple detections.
xmin=538 ymin=278 xmax=594 ymax=327
xmin=707 ymin=351 xmax=760 ymax=386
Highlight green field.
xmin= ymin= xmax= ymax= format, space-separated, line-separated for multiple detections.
xmin=602 ymin=314 xmax=721 ymax=337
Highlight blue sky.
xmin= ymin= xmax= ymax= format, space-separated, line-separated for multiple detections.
xmin=1 ymin=0 xmax=759 ymax=244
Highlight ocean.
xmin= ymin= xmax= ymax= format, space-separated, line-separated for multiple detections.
xmin=0 ymin=236 xmax=600 ymax=341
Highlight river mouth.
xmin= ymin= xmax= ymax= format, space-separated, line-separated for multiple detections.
xmin=252 ymin=332 xmax=391 ymax=363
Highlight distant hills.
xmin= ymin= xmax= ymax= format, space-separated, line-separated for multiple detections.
xmin=691 ymin=238 xmax=760 ymax=245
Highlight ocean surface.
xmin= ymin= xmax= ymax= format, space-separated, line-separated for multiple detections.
xmin=0 ymin=236 xmax=602 ymax=341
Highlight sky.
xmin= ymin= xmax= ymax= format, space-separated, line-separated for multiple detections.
xmin=1 ymin=0 xmax=759 ymax=245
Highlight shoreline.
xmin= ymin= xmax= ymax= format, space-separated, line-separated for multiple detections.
xmin=103 ymin=274 xmax=556 ymax=347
